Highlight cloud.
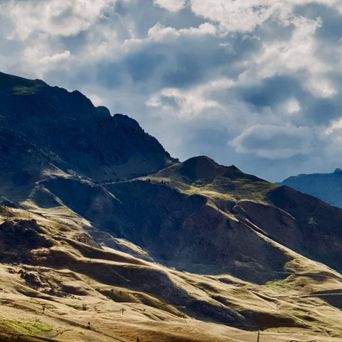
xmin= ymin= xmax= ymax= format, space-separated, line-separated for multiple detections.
xmin=231 ymin=125 xmax=314 ymax=159
xmin=154 ymin=0 xmax=187 ymax=12
xmin=5 ymin=0 xmax=112 ymax=39
xmin=0 ymin=0 xmax=341 ymax=180
xmin=280 ymin=97 xmax=301 ymax=115
xmin=191 ymin=0 xmax=280 ymax=33
xmin=325 ymin=118 xmax=342 ymax=135
xmin=190 ymin=0 xmax=342 ymax=34
xmin=147 ymin=78 xmax=231 ymax=118
xmin=147 ymin=22 xmax=217 ymax=40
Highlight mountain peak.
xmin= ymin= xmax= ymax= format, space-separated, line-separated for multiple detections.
xmin=113 ymin=113 xmax=141 ymax=130
xmin=180 ymin=156 xmax=226 ymax=182
xmin=0 ymin=71 xmax=47 ymax=92
xmin=183 ymin=155 xmax=218 ymax=168
xmin=95 ymin=105 xmax=111 ymax=118
xmin=153 ymin=155 xmax=260 ymax=186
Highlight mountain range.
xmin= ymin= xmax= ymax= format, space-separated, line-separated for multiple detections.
xmin=282 ymin=169 xmax=342 ymax=208
xmin=0 ymin=72 xmax=341 ymax=342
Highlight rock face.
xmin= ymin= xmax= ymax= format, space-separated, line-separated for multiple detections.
xmin=0 ymin=219 xmax=52 ymax=262
xmin=282 ymin=169 xmax=342 ymax=208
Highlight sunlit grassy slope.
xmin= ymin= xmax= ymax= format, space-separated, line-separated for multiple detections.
xmin=0 ymin=171 xmax=341 ymax=341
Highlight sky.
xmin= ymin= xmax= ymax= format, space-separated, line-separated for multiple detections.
xmin=0 ymin=0 xmax=342 ymax=181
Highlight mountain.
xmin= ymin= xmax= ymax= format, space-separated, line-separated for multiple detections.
xmin=0 ymin=72 xmax=175 ymax=186
xmin=282 ymin=169 xmax=342 ymax=208
xmin=0 ymin=72 xmax=342 ymax=341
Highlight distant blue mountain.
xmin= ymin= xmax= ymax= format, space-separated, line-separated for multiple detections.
xmin=282 ymin=169 xmax=342 ymax=208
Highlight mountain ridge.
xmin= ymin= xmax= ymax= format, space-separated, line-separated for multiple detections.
xmin=0 ymin=71 xmax=176 ymax=188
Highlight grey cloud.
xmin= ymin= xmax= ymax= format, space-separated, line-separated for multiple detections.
xmin=114 ymin=0 xmax=203 ymax=37
xmin=305 ymin=97 xmax=341 ymax=124
xmin=239 ymin=75 xmax=307 ymax=109
xmin=235 ymin=75 xmax=342 ymax=126
xmin=232 ymin=125 xmax=314 ymax=159
xmin=295 ymin=3 xmax=342 ymax=43
xmin=125 ymin=51 xmax=164 ymax=82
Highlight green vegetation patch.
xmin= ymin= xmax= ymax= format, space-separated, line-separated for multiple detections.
xmin=0 ymin=318 xmax=53 ymax=337
xmin=264 ymin=279 xmax=286 ymax=291
xmin=214 ymin=179 xmax=277 ymax=202
xmin=12 ymin=85 xmax=41 ymax=95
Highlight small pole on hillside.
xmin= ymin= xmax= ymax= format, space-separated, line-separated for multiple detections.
xmin=257 ymin=331 xmax=261 ymax=342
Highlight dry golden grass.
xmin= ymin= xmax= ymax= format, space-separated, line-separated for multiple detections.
xmin=0 ymin=197 xmax=341 ymax=341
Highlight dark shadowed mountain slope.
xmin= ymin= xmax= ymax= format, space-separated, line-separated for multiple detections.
xmin=32 ymin=157 xmax=342 ymax=284
xmin=38 ymin=174 xmax=290 ymax=284
xmin=282 ymin=168 xmax=342 ymax=208
xmin=107 ymin=160 xmax=342 ymax=277
xmin=0 ymin=72 xmax=175 ymax=183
